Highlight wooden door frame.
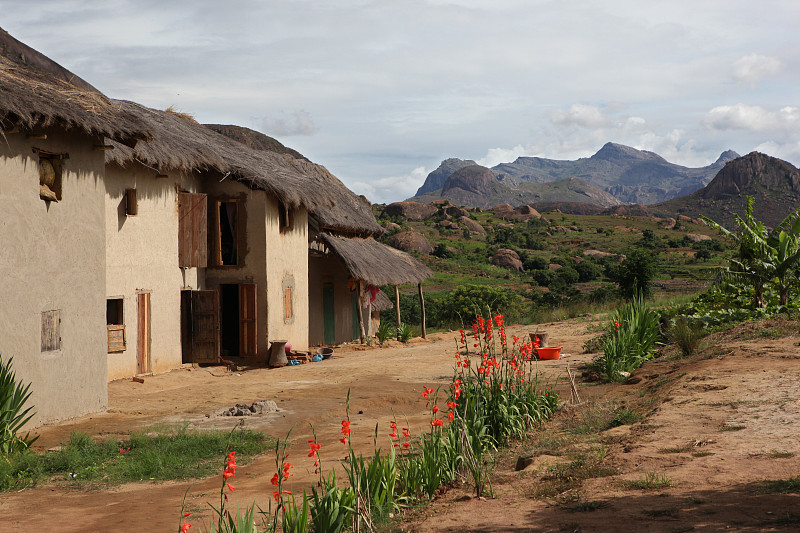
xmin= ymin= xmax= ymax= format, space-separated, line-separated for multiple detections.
xmin=137 ymin=291 xmax=151 ymax=375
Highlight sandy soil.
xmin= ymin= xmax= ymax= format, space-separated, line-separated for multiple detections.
xmin=1 ymin=318 xmax=798 ymax=532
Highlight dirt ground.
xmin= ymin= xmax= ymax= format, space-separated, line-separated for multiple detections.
xmin=1 ymin=318 xmax=799 ymax=532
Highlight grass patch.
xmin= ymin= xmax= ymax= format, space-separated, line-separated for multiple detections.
xmin=610 ymin=407 xmax=642 ymax=427
xmin=565 ymin=402 xmax=643 ymax=435
xmin=0 ymin=424 xmax=272 ymax=492
xmin=643 ymin=508 xmax=679 ymax=518
xmin=622 ymin=472 xmax=673 ymax=491
xmin=569 ymin=500 xmax=610 ymax=512
xmin=762 ymin=476 xmax=800 ymax=494
xmin=530 ymin=446 xmax=615 ymax=500
xmin=691 ymin=451 xmax=713 ymax=458
xmin=720 ymin=424 xmax=746 ymax=431
xmin=659 ymin=444 xmax=693 ymax=454
xmin=766 ymin=450 xmax=795 ymax=459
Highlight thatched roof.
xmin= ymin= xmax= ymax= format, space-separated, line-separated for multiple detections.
xmin=208 ymin=124 xmax=383 ymax=236
xmin=106 ymin=101 xmax=336 ymax=210
xmin=373 ymin=289 xmax=394 ymax=312
xmin=0 ymin=27 xmax=148 ymax=145
xmin=320 ymin=233 xmax=433 ymax=286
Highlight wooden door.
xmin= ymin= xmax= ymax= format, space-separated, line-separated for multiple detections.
xmin=323 ymin=283 xmax=335 ymax=345
xmin=239 ymin=284 xmax=257 ymax=357
xmin=351 ymin=291 xmax=360 ymax=340
xmin=191 ymin=290 xmax=220 ymax=363
xmin=137 ymin=293 xmax=151 ymax=374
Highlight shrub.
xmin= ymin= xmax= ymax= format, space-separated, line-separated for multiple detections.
xmin=594 ymin=297 xmax=659 ymax=381
xmin=666 ymin=316 xmax=705 ymax=357
xmin=0 ymin=356 xmax=37 ymax=456
xmin=375 ymin=321 xmax=394 ymax=344
xmin=613 ymin=248 xmax=656 ymax=299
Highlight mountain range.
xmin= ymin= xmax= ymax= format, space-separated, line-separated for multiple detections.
xmin=412 ymin=142 xmax=740 ymax=206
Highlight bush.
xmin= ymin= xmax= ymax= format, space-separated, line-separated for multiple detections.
xmin=613 ymin=248 xmax=656 ymax=299
xmin=666 ymin=316 xmax=705 ymax=357
xmin=575 ymin=260 xmax=603 ymax=282
xmin=594 ymin=297 xmax=659 ymax=381
xmin=0 ymin=355 xmax=37 ymax=457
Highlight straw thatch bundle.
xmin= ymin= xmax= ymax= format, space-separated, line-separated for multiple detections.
xmin=0 ymin=28 xmax=148 ymax=145
xmin=106 ymin=101 xmax=336 ymax=210
xmin=319 ymin=233 xmax=433 ymax=286
xmin=207 ymin=124 xmax=383 ymax=235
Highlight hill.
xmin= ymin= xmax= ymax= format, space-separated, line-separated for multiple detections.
xmin=413 ymin=143 xmax=739 ymax=206
xmin=651 ymin=152 xmax=800 ymax=228
xmin=410 ymin=166 xmax=621 ymax=209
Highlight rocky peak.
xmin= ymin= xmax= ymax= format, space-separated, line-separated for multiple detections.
xmin=415 ymin=158 xmax=479 ymax=196
xmin=702 ymin=152 xmax=800 ymax=199
xmin=441 ymin=165 xmax=499 ymax=196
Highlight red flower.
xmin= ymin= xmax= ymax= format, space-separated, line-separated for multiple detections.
xmin=614 ymin=320 xmax=620 ymax=328
xmin=402 ymin=428 xmax=410 ymax=438
xmin=183 ymin=512 xmax=191 ymax=518
xmin=433 ymin=405 xmax=439 ymax=413
xmin=272 ymin=490 xmax=292 ymax=502
xmin=180 ymin=520 xmax=192 ymax=532
xmin=222 ymin=468 xmax=235 ymax=480
xmin=402 ymin=441 xmax=410 ymax=449
xmin=341 ymin=419 xmax=351 ymax=438
xmin=340 ymin=437 xmax=348 ymax=444
xmin=271 ymin=473 xmax=280 ymax=486
xmin=227 ymin=483 xmax=235 ymax=492
xmin=283 ymin=461 xmax=292 ymax=480
xmin=308 ymin=440 xmax=321 ymax=457
xmin=430 ymin=418 xmax=444 ymax=427
xmin=422 ymin=387 xmax=433 ymax=399
xmin=447 ymin=401 xmax=456 ymax=409
xmin=447 ymin=411 xmax=454 ymax=421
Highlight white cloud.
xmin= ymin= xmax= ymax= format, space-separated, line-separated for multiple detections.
xmin=732 ymin=53 xmax=783 ymax=86
xmin=260 ymin=110 xmax=317 ymax=136
xmin=476 ymin=145 xmax=529 ymax=167
xmin=349 ymin=166 xmax=430 ymax=204
xmin=550 ymin=104 xmax=611 ymax=128
xmin=705 ymin=104 xmax=800 ymax=133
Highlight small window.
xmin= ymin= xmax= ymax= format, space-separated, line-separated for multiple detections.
xmin=106 ymin=298 xmax=126 ymax=352
xmin=41 ymin=310 xmax=61 ymax=352
xmin=125 ymin=188 xmax=138 ymax=216
xmin=284 ymin=287 xmax=293 ymax=321
xmin=278 ymin=200 xmax=293 ymax=233
xmin=39 ymin=157 xmax=62 ymax=202
xmin=217 ymin=200 xmax=239 ymax=265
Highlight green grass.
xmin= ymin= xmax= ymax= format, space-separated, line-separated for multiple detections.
xmin=0 ymin=424 xmax=272 ymax=492
xmin=622 ymin=472 xmax=673 ymax=491
xmin=762 ymin=476 xmax=800 ymax=494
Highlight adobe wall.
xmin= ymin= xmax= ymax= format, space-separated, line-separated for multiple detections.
xmin=0 ymin=127 xmax=108 ymax=426
xmin=104 ymin=164 xmax=204 ymax=380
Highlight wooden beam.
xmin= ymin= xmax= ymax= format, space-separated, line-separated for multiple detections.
xmin=27 ymin=133 xmax=47 ymax=140
xmin=418 ymin=283 xmax=427 ymax=339
xmin=93 ymin=144 xmax=115 ymax=151
xmin=394 ymin=285 xmax=401 ymax=340
xmin=356 ymin=281 xmax=366 ymax=343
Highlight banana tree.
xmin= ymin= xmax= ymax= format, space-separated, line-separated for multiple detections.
xmin=702 ymin=197 xmax=800 ymax=307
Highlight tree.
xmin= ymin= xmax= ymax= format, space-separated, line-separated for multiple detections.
xmin=614 ymin=248 xmax=656 ymax=300
xmin=702 ymin=197 xmax=800 ymax=306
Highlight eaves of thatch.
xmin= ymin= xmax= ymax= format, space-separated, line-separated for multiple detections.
xmin=106 ymin=101 xmax=335 ymax=211
xmin=372 ymin=289 xmax=394 ymax=311
xmin=207 ymin=124 xmax=383 ymax=236
xmin=319 ymin=233 xmax=433 ymax=286
xmin=0 ymin=28 xmax=149 ymax=146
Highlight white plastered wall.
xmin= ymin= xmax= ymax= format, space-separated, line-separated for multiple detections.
xmin=0 ymin=127 xmax=108 ymax=427
xmin=104 ymin=164 xmax=204 ymax=380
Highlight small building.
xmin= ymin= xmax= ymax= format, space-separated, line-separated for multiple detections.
xmin=0 ymin=28 xmax=150 ymax=425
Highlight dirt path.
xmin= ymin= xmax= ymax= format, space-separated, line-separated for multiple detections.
xmin=407 ymin=320 xmax=800 ymax=532
xmin=0 ymin=321 xmax=595 ymax=533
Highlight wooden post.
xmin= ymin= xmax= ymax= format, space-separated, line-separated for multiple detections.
xmin=418 ymin=283 xmax=427 ymax=339
xmin=394 ymin=285 xmax=401 ymax=336
xmin=356 ymin=281 xmax=366 ymax=343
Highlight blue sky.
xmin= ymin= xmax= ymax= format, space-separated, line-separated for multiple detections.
xmin=4 ymin=0 xmax=799 ymax=203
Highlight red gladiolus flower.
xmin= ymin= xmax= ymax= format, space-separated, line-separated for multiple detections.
xmin=447 ymin=411 xmax=454 ymax=421
xmin=180 ymin=520 xmax=192 ymax=532
xmin=403 ymin=441 xmax=410 ymax=449
xmin=227 ymin=483 xmax=235 ymax=492
xmin=341 ymin=420 xmax=351 ymax=437
xmin=614 ymin=320 xmax=620 ymax=328
xmin=447 ymin=401 xmax=456 ymax=409
xmin=402 ymin=428 xmax=410 ymax=438
xmin=340 ymin=437 xmax=348 ymax=444
xmin=222 ymin=468 xmax=235 ymax=480
xmin=271 ymin=473 xmax=280 ymax=486
xmin=183 ymin=512 xmax=191 ymax=518
xmin=389 ymin=431 xmax=398 ymax=439
xmin=283 ymin=462 xmax=292 ymax=480
xmin=272 ymin=490 xmax=292 ymax=503
xmin=430 ymin=418 xmax=444 ymax=427
xmin=308 ymin=441 xmax=321 ymax=457
xmin=422 ymin=387 xmax=433 ymax=399
xmin=433 ymin=405 xmax=439 ymax=413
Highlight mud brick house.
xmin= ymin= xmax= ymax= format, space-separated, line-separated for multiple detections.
xmin=0 ymin=28 xmax=151 ymax=425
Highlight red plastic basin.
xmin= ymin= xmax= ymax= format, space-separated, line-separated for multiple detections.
xmin=536 ymin=346 xmax=563 ymax=360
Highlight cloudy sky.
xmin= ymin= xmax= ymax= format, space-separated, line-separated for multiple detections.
xmin=4 ymin=1 xmax=799 ymax=203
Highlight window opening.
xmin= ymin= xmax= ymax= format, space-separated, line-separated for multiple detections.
xmin=106 ymin=298 xmax=126 ymax=352
xmin=39 ymin=157 xmax=62 ymax=202
xmin=218 ymin=200 xmax=238 ymax=265
xmin=278 ymin=200 xmax=292 ymax=233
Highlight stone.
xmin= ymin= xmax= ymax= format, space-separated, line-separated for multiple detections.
xmin=458 ymin=216 xmax=486 ymax=234
xmin=491 ymin=248 xmax=523 ymax=271
xmin=388 ymin=231 xmax=436 ymax=254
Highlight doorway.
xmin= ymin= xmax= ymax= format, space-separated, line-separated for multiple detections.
xmin=323 ymin=283 xmax=335 ymax=345
xmin=220 ymin=283 xmax=257 ymax=358
xmin=137 ymin=292 xmax=151 ymax=374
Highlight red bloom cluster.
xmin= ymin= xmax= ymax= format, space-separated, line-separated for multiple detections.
xmin=271 ymin=460 xmax=293 ymax=502
xmin=340 ymin=419 xmax=351 ymax=444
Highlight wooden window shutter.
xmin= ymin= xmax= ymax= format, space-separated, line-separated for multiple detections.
xmin=125 ymin=188 xmax=138 ymax=216
xmin=107 ymin=325 xmax=126 ymax=352
xmin=284 ymin=287 xmax=293 ymax=320
xmin=41 ymin=310 xmax=61 ymax=352
xmin=178 ymin=192 xmax=208 ymax=267
xmin=239 ymin=284 xmax=257 ymax=357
